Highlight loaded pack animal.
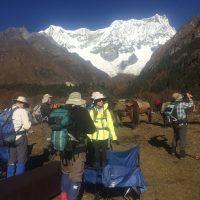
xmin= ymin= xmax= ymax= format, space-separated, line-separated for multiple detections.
xmin=113 ymin=99 xmax=152 ymax=126
xmin=112 ymin=99 xmax=127 ymax=127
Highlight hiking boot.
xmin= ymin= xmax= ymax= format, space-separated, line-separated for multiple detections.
xmin=170 ymin=147 xmax=176 ymax=155
xmin=179 ymin=150 xmax=186 ymax=160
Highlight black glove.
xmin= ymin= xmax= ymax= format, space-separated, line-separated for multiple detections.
xmin=113 ymin=140 xmax=120 ymax=145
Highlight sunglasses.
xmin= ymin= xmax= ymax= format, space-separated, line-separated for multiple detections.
xmin=94 ymin=98 xmax=106 ymax=104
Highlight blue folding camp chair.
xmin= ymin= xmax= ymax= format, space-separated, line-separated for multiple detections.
xmin=84 ymin=146 xmax=147 ymax=200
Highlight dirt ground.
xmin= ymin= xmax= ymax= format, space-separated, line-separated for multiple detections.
xmin=28 ymin=112 xmax=200 ymax=200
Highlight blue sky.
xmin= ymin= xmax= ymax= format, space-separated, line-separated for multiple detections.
xmin=0 ymin=0 xmax=200 ymax=32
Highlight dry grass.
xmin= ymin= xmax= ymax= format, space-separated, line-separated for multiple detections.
xmin=28 ymin=112 xmax=200 ymax=200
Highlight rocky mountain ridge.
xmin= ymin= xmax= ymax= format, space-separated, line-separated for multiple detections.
xmin=131 ymin=14 xmax=200 ymax=97
xmin=40 ymin=14 xmax=176 ymax=77
xmin=0 ymin=27 xmax=109 ymax=85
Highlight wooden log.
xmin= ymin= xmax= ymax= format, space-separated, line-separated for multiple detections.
xmin=0 ymin=161 xmax=61 ymax=200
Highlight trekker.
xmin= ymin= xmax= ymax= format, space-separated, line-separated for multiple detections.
xmin=61 ymin=92 xmax=95 ymax=200
xmin=170 ymin=92 xmax=193 ymax=159
xmin=7 ymin=96 xmax=31 ymax=177
xmin=41 ymin=93 xmax=53 ymax=121
xmin=41 ymin=94 xmax=53 ymax=147
xmin=87 ymin=92 xmax=119 ymax=167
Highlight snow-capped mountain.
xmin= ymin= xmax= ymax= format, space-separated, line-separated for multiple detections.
xmin=39 ymin=14 xmax=176 ymax=77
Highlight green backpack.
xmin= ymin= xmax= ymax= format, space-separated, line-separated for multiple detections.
xmin=48 ymin=107 xmax=70 ymax=131
xmin=48 ymin=107 xmax=71 ymax=151
xmin=51 ymin=129 xmax=68 ymax=151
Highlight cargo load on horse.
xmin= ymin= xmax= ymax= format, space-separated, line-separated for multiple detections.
xmin=113 ymin=98 xmax=152 ymax=126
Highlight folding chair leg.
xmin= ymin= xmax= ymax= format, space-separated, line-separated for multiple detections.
xmin=93 ymin=187 xmax=114 ymax=200
xmin=123 ymin=187 xmax=140 ymax=200
xmin=93 ymin=191 xmax=102 ymax=200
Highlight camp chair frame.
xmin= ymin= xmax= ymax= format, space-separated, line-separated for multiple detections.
xmin=84 ymin=146 xmax=146 ymax=200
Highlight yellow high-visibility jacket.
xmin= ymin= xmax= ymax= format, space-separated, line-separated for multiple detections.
xmin=87 ymin=103 xmax=117 ymax=141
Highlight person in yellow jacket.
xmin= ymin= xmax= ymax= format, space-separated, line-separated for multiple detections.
xmin=87 ymin=92 xmax=119 ymax=167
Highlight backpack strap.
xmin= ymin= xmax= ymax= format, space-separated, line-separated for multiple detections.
xmin=169 ymin=102 xmax=178 ymax=121
xmin=91 ymin=107 xmax=111 ymax=141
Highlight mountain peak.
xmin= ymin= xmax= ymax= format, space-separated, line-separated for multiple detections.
xmin=40 ymin=14 xmax=176 ymax=77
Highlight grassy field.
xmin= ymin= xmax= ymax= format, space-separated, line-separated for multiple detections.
xmin=28 ymin=112 xmax=200 ymax=200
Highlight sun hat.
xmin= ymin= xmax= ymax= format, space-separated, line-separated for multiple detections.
xmin=91 ymin=91 xmax=102 ymax=99
xmin=42 ymin=94 xmax=53 ymax=103
xmin=13 ymin=96 xmax=29 ymax=105
xmin=172 ymin=93 xmax=183 ymax=101
xmin=93 ymin=93 xmax=106 ymax=100
xmin=65 ymin=92 xmax=86 ymax=106
xmin=43 ymin=94 xmax=53 ymax=98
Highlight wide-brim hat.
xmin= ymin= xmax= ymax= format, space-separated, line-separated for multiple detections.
xmin=65 ymin=92 xmax=86 ymax=106
xmin=172 ymin=93 xmax=183 ymax=101
xmin=91 ymin=91 xmax=102 ymax=99
xmin=13 ymin=96 xmax=29 ymax=105
xmin=42 ymin=93 xmax=53 ymax=103
xmin=43 ymin=94 xmax=53 ymax=98
xmin=93 ymin=93 xmax=106 ymax=100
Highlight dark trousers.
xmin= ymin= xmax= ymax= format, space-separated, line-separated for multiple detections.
xmin=87 ymin=139 xmax=109 ymax=167
xmin=172 ymin=124 xmax=187 ymax=152
xmin=8 ymin=135 xmax=28 ymax=164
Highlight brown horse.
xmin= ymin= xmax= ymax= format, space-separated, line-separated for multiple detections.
xmin=113 ymin=99 xmax=152 ymax=126
xmin=113 ymin=99 xmax=127 ymax=127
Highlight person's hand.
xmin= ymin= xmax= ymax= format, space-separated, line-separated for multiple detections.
xmin=113 ymin=140 xmax=120 ymax=145
xmin=52 ymin=103 xmax=59 ymax=108
xmin=186 ymin=92 xmax=193 ymax=99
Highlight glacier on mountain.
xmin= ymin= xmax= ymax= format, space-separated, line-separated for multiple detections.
xmin=39 ymin=14 xmax=176 ymax=77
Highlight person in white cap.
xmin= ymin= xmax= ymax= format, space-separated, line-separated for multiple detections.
xmin=40 ymin=94 xmax=53 ymax=145
xmin=7 ymin=96 xmax=31 ymax=177
xmin=60 ymin=92 xmax=95 ymax=200
xmin=86 ymin=91 xmax=104 ymax=110
xmin=87 ymin=92 xmax=119 ymax=167
xmin=40 ymin=94 xmax=54 ymax=147
xmin=41 ymin=93 xmax=53 ymax=120
xmin=170 ymin=92 xmax=193 ymax=159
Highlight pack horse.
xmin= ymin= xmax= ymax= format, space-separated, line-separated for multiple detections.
xmin=113 ymin=99 xmax=152 ymax=126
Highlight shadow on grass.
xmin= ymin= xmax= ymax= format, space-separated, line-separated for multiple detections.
xmin=26 ymin=144 xmax=50 ymax=170
xmin=121 ymin=122 xmax=137 ymax=129
xmin=0 ymin=144 xmax=51 ymax=180
xmin=148 ymin=135 xmax=171 ymax=154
